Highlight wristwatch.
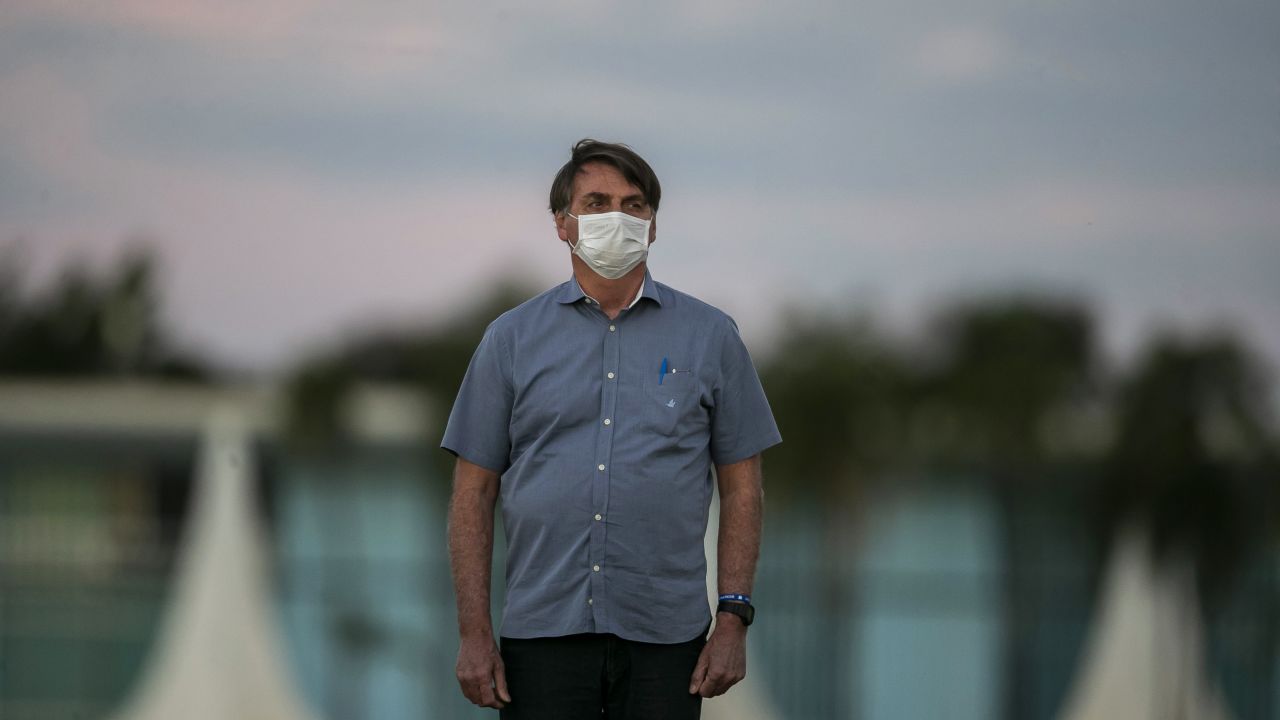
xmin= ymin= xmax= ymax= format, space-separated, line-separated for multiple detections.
xmin=716 ymin=600 xmax=755 ymax=627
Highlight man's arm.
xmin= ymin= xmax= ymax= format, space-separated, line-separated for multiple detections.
xmin=689 ymin=453 xmax=764 ymax=698
xmin=447 ymin=457 xmax=511 ymax=709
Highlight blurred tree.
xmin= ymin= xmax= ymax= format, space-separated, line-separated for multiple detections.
xmin=756 ymin=312 xmax=911 ymax=718
xmin=922 ymin=298 xmax=1100 ymax=720
xmin=758 ymin=311 xmax=910 ymax=505
xmin=283 ymin=280 xmax=536 ymax=478
xmin=0 ymin=246 xmax=19 ymax=360
xmin=0 ymin=244 xmax=210 ymax=379
xmin=759 ymin=297 xmax=1102 ymax=719
xmin=922 ymin=298 xmax=1097 ymax=469
xmin=1103 ymin=333 xmax=1278 ymax=600
xmin=1096 ymin=333 xmax=1279 ymax=718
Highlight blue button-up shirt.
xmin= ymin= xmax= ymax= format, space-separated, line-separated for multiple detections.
xmin=441 ymin=272 xmax=781 ymax=644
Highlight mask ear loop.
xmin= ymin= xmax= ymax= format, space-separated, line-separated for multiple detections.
xmin=563 ymin=211 xmax=580 ymax=251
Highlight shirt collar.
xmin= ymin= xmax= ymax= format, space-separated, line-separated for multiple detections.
xmin=555 ymin=270 xmax=663 ymax=308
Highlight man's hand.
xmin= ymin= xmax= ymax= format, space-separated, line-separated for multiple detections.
xmin=688 ymin=615 xmax=748 ymax=698
xmin=456 ymin=636 xmax=511 ymax=709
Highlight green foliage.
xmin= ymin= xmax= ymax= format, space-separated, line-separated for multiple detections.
xmin=758 ymin=298 xmax=1099 ymax=499
xmin=283 ymin=357 xmax=359 ymax=453
xmin=282 ymin=280 xmax=538 ymax=471
xmin=1102 ymin=333 xmax=1279 ymax=599
xmin=757 ymin=312 xmax=909 ymax=504
xmin=0 ymin=244 xmax=211 ymax=379
xmin=921 ymin=298 xmax=1096 ymax=466
xmin=756 ymin=295 xmax=1276 ymax=598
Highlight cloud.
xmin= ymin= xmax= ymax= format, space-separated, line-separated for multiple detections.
xmin=4 ymin=1 xmax=311 ymax=46
xmin=0 ymin=61 xmax=114 ymax=221
xmin=2 ymin=0 xmax=1277 ymax=371
xmin=907 ymin=25 xmax=1008 ymax=84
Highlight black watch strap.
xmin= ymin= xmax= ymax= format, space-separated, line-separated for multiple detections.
xmin=716 ymin=600 xmax=755 ymax=627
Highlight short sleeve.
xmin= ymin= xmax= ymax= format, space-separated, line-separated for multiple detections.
xmin=709 ymin=318 xmax=782 ymax=465
xmin=440 ymin=322 xmax=514 ymax=473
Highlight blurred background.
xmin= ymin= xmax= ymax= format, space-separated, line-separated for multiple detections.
xmin=1 ymin=1 xmax=1277 ymax=719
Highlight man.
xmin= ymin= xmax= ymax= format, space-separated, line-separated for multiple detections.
xmin=442 ymin=139 xmax=781 ymax=719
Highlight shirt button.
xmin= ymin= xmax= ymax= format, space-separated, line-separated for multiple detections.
xmin=603 ymin=418 xmax=611 ymax=426
xmin=608 ymin=325 xmax=616 ymax=332
xmin=594 ymin=513 xmax=603 ymax=521
xmin=588 ymin=598 xmax=593 ymax=605
xmin=597 ymin=464 xmax=606 ymax=471
xmin=593 ymin=564 xmax=601 ymax=572
xmin=607 ymin=372 xmax=615 ymax=379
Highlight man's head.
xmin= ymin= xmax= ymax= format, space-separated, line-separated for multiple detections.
xmin=549 ymin=139 xmax=661 ymax=217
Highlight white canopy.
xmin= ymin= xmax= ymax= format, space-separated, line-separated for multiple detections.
xmin=1059 ymin=523 xmax=1234 ymax=720
xmin=109 ymin=406 xmax=319 ymax=720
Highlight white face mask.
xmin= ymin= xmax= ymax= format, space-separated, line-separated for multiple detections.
xmin=566 ymin=211 xmax=652 ymax=280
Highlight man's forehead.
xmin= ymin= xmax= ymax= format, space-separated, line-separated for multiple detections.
xmin=573 ymin=162 xmax=644 ymax=197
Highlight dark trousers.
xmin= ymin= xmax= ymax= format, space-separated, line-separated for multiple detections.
xmin=498 ymin=630 xmax=706 ymax=720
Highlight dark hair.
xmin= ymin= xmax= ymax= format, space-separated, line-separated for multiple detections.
xmin=548 ymin=139 xmax=661 ymax=215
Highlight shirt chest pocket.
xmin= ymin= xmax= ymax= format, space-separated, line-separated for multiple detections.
xmin=640 ymin=370 xmax=704 ymax=436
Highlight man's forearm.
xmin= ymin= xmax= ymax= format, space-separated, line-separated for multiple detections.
xmin=447 ymin=459 xmax=500 ymax=639
xmin=689 ymin=455 xmax=763 ymax=698
xmin=715 ymin=455 xmax=764 ymax=599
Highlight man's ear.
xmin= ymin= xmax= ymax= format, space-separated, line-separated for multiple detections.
xmin=648 ymin=216 xmax=657 ymax=245
xmin=554 ymin=211 xmax=570 ymax=243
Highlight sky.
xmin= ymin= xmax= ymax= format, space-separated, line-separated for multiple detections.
xmin=2 ymin=0 xmax=1278 ymax=373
